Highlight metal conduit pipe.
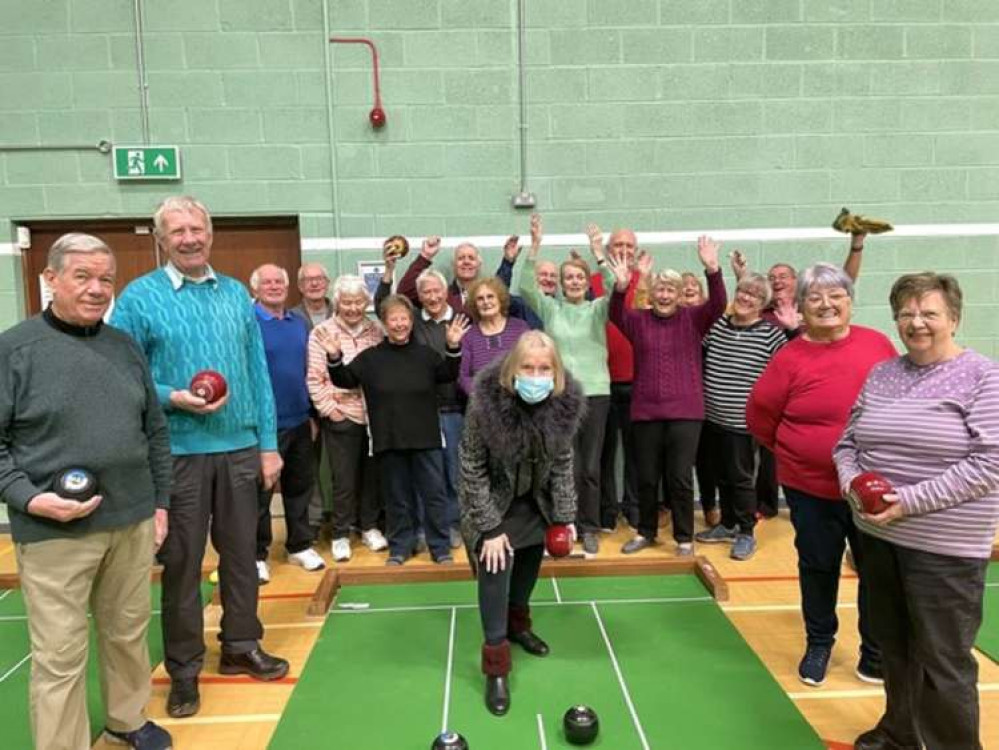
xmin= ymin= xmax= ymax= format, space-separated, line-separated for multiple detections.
xmin=0 ymin=140 xmax=112 ymax=153
xmin=512 ymin=0 xmax=535 ymax=209
xmin=132 ymin=0 xmax=151 ymax=144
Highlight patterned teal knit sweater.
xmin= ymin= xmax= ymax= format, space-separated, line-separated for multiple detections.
xmin=112 ymin=268 xmax=278 ymax=455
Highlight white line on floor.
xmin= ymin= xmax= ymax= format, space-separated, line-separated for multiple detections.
xmin=330 ymin=596 xmax=713 ymax=615
xmin=536 ymin=712 xmax=548 ymax=750
xmin=722 ymin=602 xmax=857 ymax=613
xmin=0 ymin=590 xmax=11 ymax=603
xmin=985 ymin=582 xmax=999 ymax=588
xmin=441 ymin=607 xmax=457 ymax=734
xmin=155 ymin=713 xmax=281 ymax=726
xmin=590 ymin=602 xmax=650 ymax=750
xmin=0 ymin=653 xmax=30 ymax=684
xmin=551 ymin=578 xmax=562 ymax=604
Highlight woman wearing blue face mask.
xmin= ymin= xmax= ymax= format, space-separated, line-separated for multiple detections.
xmin=459 ymin=331 xmax=585 ymax=716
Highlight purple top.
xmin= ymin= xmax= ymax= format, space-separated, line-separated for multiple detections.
xmin=459 ymin=317 xmax=530 ymax=396
xmin=833 ymin=350 xmax=999 ymax=559
xmin=610 ymin=270 xmax=726 ymax=422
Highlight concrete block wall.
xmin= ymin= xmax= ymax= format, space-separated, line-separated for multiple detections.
xmin=0 ymin=0 xmax=997 ymax=353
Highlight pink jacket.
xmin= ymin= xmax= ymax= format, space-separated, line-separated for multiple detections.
xmin=307 ymin=316 xmax=383 ymax=424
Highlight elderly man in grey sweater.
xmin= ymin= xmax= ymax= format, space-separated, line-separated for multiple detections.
xmin=0 ymin=234 xmax=172 ymax=750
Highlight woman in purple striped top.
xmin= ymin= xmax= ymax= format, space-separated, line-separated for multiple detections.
xmin=834 ymin=272 xmax=999 ymax=750
xmin=459 ymin=277 xmax=530 ymax=396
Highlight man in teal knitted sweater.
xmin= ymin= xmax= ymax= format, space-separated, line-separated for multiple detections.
xmin=0 ymin=233 xmax=173 ymax=750
xmin=112 ymin=196 xmax=288 ymax=720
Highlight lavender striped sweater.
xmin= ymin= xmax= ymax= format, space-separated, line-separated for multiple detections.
xmin=833 ymin=350 xmax=999 ymax=559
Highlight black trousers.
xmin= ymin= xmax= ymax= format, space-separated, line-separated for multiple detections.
xmin=257 ymin=421 xmax=316 ymax=559
xmin=705 ymin=422 xmax=757 ymax=534
xmin=861 ymin=532 xmax=987 ymax=750
xmin=322 ymin=418 xmax=380 ymax=539
xmin=694 ymin=425 xmax=718 ymax=512
xmin=632 ymin=419 xmax=702 ymax=543
xmin=785 ymin=487 xmax=878 ymax=663
xmin=599 ymin=383 xmax=639 ymax=527
xmin=161 ymin=448 xmax=263 ymax=680
xmin=378 ymin=449 xmax=450 ymax=559
xmin=478 ymin=544 xmax=545 ymax=645
xmin=574 ymin=396 xmax=610 ymax=535
xmin=756 ymin=445 xmax=779 ymax=516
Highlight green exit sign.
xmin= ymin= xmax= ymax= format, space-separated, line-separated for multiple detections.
xmin=113 ymin=145 xmax=181 ymax=181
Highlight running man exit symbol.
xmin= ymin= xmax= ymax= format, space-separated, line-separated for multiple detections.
xmin=113 ymin=146 xmax=181 ymax=181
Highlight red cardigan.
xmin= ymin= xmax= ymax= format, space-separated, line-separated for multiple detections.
xmin=746 ymin=326 xmax=896 ymax=500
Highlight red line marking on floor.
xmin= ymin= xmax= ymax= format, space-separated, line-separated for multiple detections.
xmin=824 ymin=740 xmax=853 ymax=750
xmin=723 ymin=574 xmax=858 ymax=583
xmin=152 ymin=676 xmax=298 ymax=686
xmin=257 ymin=592 xmax=315 ymax=601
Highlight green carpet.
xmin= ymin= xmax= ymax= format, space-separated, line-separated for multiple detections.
xmin=0 ymin=581 xmax=211 ymax=747
xmin=978 ymin=563 xmax=999 ymax=664
xmin=270 ymin=574 xmax=824 ymax=750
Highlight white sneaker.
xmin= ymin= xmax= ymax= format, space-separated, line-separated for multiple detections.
xmin=288 ymin=548 xmax=326 ymax=571
xmin=362 ymin=528 xmax=388 ymax=552
xmin=331 ymin=537 xmax=352 ymax=562
xmin=255 ymin=560 xmax=271 ymax=584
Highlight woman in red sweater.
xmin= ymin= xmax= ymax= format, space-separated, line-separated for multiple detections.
xmin=747 ymin=262 xmax=895 ymax=689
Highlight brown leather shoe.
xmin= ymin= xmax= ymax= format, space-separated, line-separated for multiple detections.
xmin=219 ymin=648 xmax=289 ymax=681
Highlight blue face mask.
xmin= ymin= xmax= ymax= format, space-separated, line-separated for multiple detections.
xmin=514 ymin=375 xmax=555 ymax=404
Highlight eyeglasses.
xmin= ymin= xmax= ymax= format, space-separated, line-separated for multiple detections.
xmin=896 ymin=310 xmax=944 ymax=324
xmin=735 ymin=288 xmax=765 ymax=301
xmin=804 ymin=291 xmax=850 ymax=306
xmin=301 ymin=276 xmax=328 ymax=285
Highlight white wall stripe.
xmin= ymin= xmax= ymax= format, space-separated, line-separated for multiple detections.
xmin=0 ymin=243 xmax=18 ymax=256
xmin=300 ymin=222 xmax=999 ymax=253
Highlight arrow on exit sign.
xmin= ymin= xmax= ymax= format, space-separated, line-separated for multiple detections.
xmin=113 ymin=146 xmax=181 ymax=181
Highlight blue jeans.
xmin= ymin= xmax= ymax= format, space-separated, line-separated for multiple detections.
xmin=379 ymin=449 xmax=451 ymax=560
xmin=784 ymin=486 xmax=879 ymax=663
xmin=440 ymin=410 xmax=464 ymax=529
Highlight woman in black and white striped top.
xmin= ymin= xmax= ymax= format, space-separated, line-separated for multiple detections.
xmin=695 ymin=272 xmax=785 ymax=560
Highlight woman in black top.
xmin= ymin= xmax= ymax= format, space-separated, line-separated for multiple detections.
xmin=459 ymin=331 xmax=584 ymax=715
xmin=316 ymin=294 xmax=469 ymax=564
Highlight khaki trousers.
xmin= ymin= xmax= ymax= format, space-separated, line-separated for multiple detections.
xmin=16 ymin=518 xmax=154 ymax=750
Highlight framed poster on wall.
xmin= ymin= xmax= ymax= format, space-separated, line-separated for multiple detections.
xmin=357 ymin=260 xmax=386 ymax=312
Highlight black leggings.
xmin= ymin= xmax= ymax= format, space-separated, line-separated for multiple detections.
xmin=477 ymin=544 xmax=545 ymax=645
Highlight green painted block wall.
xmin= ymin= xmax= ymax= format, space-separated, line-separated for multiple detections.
xmin=0 ymin=0 xmax=997 ymax=352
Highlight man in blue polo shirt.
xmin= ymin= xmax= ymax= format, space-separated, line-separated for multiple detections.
xmin=250 ymin=263 xmax=324 ymax=582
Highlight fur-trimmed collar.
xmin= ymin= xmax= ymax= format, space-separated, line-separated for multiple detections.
xmin=466 ymin=361 xmax=586 ymax=462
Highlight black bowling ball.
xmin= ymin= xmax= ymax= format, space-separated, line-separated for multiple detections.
xmin=431 ymin=731 xmax=469 ymax=750
xmin=563 ymin=704 xmax=599 ymax=745
xmin=53 ymin=467 xmax=98 ymax=502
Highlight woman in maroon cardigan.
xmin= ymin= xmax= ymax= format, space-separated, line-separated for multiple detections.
xmin=746 ymin=262 xmax=895 ymax=689
xmin=606 ymin=237 xmax=726 ymax=556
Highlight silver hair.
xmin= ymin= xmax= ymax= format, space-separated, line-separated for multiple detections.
xmin=331 ymin=274 xmax=371 ymax=308
xmin=47 ymin=233 xmax=114 ymax=272
xmin=297 ymin=262 xmax=329 ymax=283
xmin=153 ymin=195 xmax=213 ymax=237
xmin=738 ymin=272 xmax=773 ymax=308
xmin=249 ymin=264 xmax=289 ymax=291
xmin=415 ymin=268 xmax=448 ymax=294
xmin=796 ymin=262 xmax=855 ymax=307
xmin=650 ymin=269 xmax=683 ymax=291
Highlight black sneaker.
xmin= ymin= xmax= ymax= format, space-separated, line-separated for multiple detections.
xmin=798 ymin=644 xmax=832 ymax=687
xmin=105 ymin=721 xmax=173 ymax=749
xmin=856 ymin=656 xmax=884 ymax=685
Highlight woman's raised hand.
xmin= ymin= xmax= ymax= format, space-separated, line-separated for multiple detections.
xmin=445 ymin=313 xmax=471 ymax=347
xmin=314 ymin=326 xmax=342 ymax=358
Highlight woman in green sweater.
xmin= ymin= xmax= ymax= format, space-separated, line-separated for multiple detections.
xmin=519 ymin=216 xmax=615 ymax=555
